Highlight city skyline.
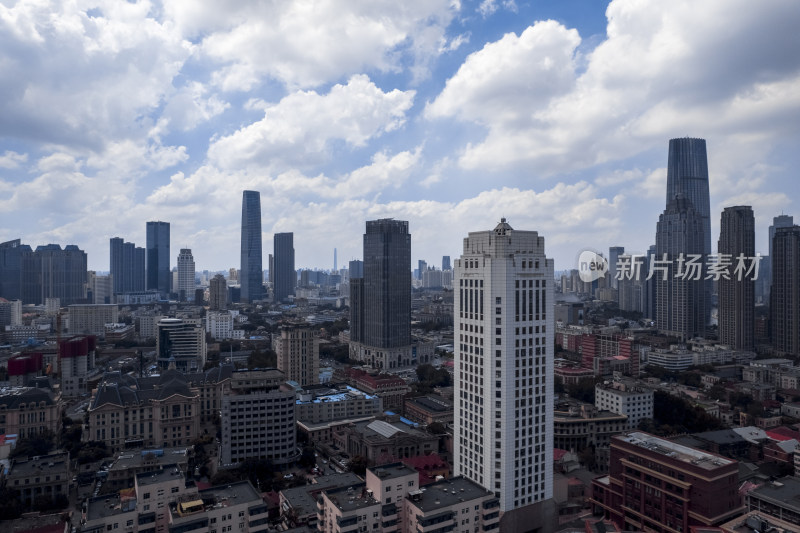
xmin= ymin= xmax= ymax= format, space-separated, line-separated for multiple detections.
xmin=0 ymin=1 xmax=797 ymax=272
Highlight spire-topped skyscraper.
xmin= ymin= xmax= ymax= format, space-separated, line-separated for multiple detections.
xmin=240 ymin=190 xmax=263 ymax=302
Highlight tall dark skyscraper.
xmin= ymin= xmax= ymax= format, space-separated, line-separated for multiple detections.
xmin=655 ymin=195 xmax=706 ymax=340
xmin=0 ymin=239 xmax=30 ymax=301
xmin=363 ymin=219 xmax=411 ymax=349
xmin=666 ymin=137 xmax=711 ymax=324
xmin=442 ymin=255 xmax=451 ymax=271
xmin=240 ymin=190 xmax=263 ymax=303
xmin=273 ymin=232 xmax=295 ymax=303
xmin=771 ymin=225 xmax=800 ymax=356
xmin=718 ymin=206 xmax=755 ymax=350
xmin=146 ymin=221 xmax=170 ymax=296
xmin=762 ymin=214 xmax=794 ymax=304
xmin=110 ymin=237 xmax=145 ymax=295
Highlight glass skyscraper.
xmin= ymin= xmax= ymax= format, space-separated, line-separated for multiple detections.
xmin=240 ymin=190 xmax=263 ymax=302
xmin=362 ymin=219 xmax=411 ymax=348
xmin=273 ymin=232 xmax=295 ymax=303
xmin=146 ymin=221 xmax=170 ymax=296
xmin=665 ymin=137 xmax=711 ymax=324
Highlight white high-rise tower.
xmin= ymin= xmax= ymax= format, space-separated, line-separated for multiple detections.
xmin=454 ymin=219 xmax=554 ymax=515
xmin=176 ymin=248 xmax=195 ymax=301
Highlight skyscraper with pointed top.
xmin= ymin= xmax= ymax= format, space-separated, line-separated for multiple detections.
xmin=240 ymin=190 xmax=263 ymax=303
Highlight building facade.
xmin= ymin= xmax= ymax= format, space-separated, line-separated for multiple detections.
xmin=109 ymin=237 xmax=145 ymax=295
xmin=68 ymin=304 xmax=119 ymax=336
xmin=453 ymin=219 xmax=554 ymax=512
xmin=594 ymin=379 xmax=654 ymax=430
xmin=156 ymin=318 xmax=207 ymax=372
xmin=718 ymin=206 xmax=755 ymax=350
xmin=591 ymin=432 xmax=743 ymax=532
xmin=219 ymin=369 xmax=297 ymax=466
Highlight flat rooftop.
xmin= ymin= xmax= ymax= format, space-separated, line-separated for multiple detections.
xmin=200 ymin=480 xmax=261 ymax=506
xmin=87 ymin=493 xmax=137 ymax=521
xmin=135 ymin=464 xmax=184 ymax=486
xmin=407 ymin=476 xmax=494 ymax=513
xmin=110 ymin=448 xmax=189 ymax=471
xmin=370 ymin=462 xmax=417 ymax=480
xmin=617 ymin=432 xmax=734 ymax=471
xmin=325 ymin=483 xmax=378 ymax=512
xmin=281 ymin=473 xmax=361 ymax=516
xmin=747 ymin=476 xmax=800 ymax=512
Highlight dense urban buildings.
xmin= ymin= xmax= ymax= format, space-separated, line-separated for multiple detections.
xmin=718 ymin=206 xmax=756 ymax=350
xmin=453 ymin=219 xmax=554 ymax=516
xmin=273 ymin=231 xmax=295 ymax=302
xmin=349 ymin=219 xmax=414 ymax=369
xmin=655 ymin=194 xmax=707 ymax=340
xmin=145 ymin=221 xmax=170 ymax=296
xmin=771 ymin=225 xmax=800 ymax=356
xmin=240 ymin=190 xmax=264 ymax=303
xmin=273 ymin=323 xmax=320 ymax=386
xmin=68 ymin=303 xmax=118 ymax=335
xmin=176 ymin=247 xmax=195 ymax=301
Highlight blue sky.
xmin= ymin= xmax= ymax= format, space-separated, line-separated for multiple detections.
xmin=1 ymin=0 xmax=798 ymax=272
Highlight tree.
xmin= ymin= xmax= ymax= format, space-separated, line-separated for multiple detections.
xmin=10 ymin=430 xmax=55 ymax=459
xmin=299 ymin=446 xmax=316 ymax=468
xmin=348 ymin=455 xmax=368 ymax=476
xmin=427 ymin=422 xmax=446 ymax=435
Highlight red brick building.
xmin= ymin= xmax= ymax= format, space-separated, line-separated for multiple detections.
xmin=591 ymin=432 xmax=743 ymax=533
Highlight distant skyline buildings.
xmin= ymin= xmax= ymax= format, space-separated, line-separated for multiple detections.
xmin=273 ymin=232 xmax=295 ymax=303
xmin=240 ymin=190 xmax=264 ymax=303
xmin=146 ymin=221 xmax=170 ymax=297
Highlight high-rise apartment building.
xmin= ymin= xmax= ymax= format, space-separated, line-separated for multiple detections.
xmin=666 ymin=137 xmax=712 ymax=324
xmin=348 ymin=259 xmax=363 ymax=279
xmin=209 ymin=273 xmax=227 ymax=310
xmin=146 ymin=221 xmax=170 ymax=296
xmin=220 ymin=369 xmax=297 ymax=466
xmin=240 ymin=190 xmax=263 ymax=302
xmin=273 ymin=324 xmax=320 ymax=387
xmin=176 ymin=248 xmax=195 ymax=301
xmin=655 ymin=195 xmax=706 ymax=340
xmin=771 ymin=225 xmax=800 ymax=356
xmin=453 ymin=219 xmax=554 ymax=515
xmin=109 ymin=237 xmax=145 ymax=295
xmin=25 ymin=244 xmax=88 ymax=305
xmin=718 ymin=206 xmax=755 ymax=350
xmin=273 ymin=232 xmax=295 ymax=303
xmin=349 ymin=220 xmax=414 ymax=369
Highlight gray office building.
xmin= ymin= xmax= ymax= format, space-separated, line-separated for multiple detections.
xmin=609 ymin=246 xmax=624 ymax=289
xmin=273 ymin=232 xmax=295 ymax=303
xmin=442 ymin=255 xmax=451 ymax=271
xmin=718 ymin=206 xmax=755 ymax=350
xmin=762 ymin=214 xmax=795 ymax=304
xmin=240 ymin=190 xmax=263 ymax=302
xmin=146 ymin=221 xmax=170 ymax=296
xmin=771 ymin=225 xmax=800 ymax=356
xmin=655 ymin=194 xmax=706 ymax=340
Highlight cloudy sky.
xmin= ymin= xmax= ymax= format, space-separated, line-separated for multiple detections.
xmin=1 ymin=0 xmax=798 ymax=273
